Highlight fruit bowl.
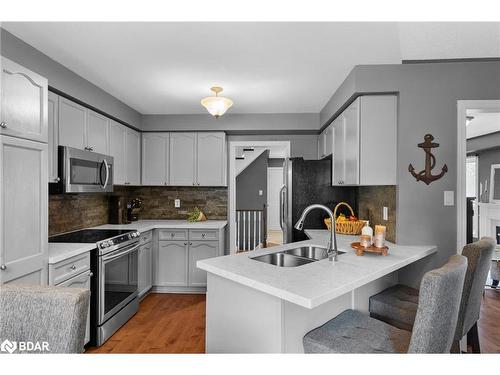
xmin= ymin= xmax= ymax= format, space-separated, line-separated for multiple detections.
xmin=324 ymin=202 xmax=366 ymax=235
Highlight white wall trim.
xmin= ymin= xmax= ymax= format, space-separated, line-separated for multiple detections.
xmin=457 ymin=100 xmax=500 ymax=252
xmin=228 ymin=141 xmax=291 ymax=254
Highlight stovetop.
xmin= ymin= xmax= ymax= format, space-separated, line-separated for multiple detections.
xmin=49 ymin=229 xmax=136 ymax=244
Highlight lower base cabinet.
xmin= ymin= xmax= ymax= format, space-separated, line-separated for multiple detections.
xmin=153 ymin=228 xmax=224 ymax=292
xmin=138 ymin=241 xmax=153 ymax=298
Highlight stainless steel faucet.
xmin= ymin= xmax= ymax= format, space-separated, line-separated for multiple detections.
xmin=294 ymin=204 xmax=338 ymax=262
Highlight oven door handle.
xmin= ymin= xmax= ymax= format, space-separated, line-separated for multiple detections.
xmin=102 ymin=243 xmax=140 ymax=263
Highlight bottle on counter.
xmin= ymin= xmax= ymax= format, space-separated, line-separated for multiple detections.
xmin=374 ymin=225 xmax=387 ymax=248
xmin=360 ymin=221 xmax=373 ymax=248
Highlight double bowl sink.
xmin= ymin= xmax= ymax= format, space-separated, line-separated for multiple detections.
xmin=251 ymin=246 xmax=345 ymax=267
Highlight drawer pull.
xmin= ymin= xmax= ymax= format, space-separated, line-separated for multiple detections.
xmin=0 ymin=122 xmax=7 ymax=129
xmin=202 ymin=233 xmax=206 ymax=238
xmin=0 ymin=264 xmax=6 ymax=270
xmin=184 ymin=242 xmax=187 ymax=245
xmin=170 ymin=233 xmax=175 ymax=238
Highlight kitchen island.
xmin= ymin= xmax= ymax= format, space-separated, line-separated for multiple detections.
xmin=197 ymin=230 xmax=436 ymax=353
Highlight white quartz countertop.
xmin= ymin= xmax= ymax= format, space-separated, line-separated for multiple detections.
xmin=48 ymin=220 xmax=227 ymax=264
xmin=197 ymin=229 xmax=436 ymax=309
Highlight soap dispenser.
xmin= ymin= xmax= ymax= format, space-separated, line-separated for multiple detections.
xmin=360 ymin=221 xmax=373 ymax=247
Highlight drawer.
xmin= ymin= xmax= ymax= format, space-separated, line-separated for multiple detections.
xmin=50 ymin=252 xmax=90 ymax=285
xmin=140 ymin=230 xmax=153 ymax=244
xmin=158 ymin=229 xmax=188 ymax=241
xmin=189 ymin=229 xmax=218 ymax=241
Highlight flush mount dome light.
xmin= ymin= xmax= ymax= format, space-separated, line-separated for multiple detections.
xmin=201 ymin=86 xmax=233 ymax=118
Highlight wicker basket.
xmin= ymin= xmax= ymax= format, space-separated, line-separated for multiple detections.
xmin=324 ymin=202 xmax=366 ymax=235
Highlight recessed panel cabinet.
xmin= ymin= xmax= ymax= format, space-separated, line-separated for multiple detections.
xmin=169 ymin=132 xmax=197 ymax=186
xmin=108 ymin=121 xmax=141 ymax=185
xmin=47 ymin=91 xmax=59 ymax=183
xmin=196 ymin=132 xmax=226 ymax=186
xmin=188 ymin=241 xmax=217 ymax=286
xmin=318 ymin=124 xmax=333 ymax=160
xmin=125 ymin=129 xmax=141 ymax=185
xmin=142 ymin=133 xmax=169 ymax=185
xmin=331 ymin=95 xmax=397 ymax=186
xmin=86 ymin=110 xmax=109 ymax=154
xmin=0 ymin=57 xmax=48 ymax=143
xmin=156 ymin=240 xmax=189 ymax=286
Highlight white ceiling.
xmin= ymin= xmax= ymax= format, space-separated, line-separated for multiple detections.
xmin=466 ymin=112 xmax=500 ymax=139
xmin=3 ymin=22 xmax=500 ymax=115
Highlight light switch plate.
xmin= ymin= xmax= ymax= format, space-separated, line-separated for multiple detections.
xmin=174 ymin=199 xmax=180 ymax=208
xmin=383 ymin=207 xmax=388 ymax=221
xmin=444 ymin=191 xmax=454 ymax=206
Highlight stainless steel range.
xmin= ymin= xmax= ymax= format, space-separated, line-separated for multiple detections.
xmin=49 ymin=229 xmax=140 ymax=346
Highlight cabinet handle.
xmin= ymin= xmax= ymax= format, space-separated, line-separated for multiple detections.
xmin=202 ymin=233 xmax=206 ymax=238
xmin=70 ymin=265 xmax=76 ymax=270
xmin=0 ymin=264 xmax=6 ymax=270
xmin=170 ymin=233 xmax=175 ymax=238
xmin=0 ymin=122 xmax=7 ymax=129
xmin=184 ymin=242 xmax=187 ymax=245
xmin=54 ymin=177 xmax=61 ymax=182
xmin=189 ymin=242 xmax=193 ymax=245
xmin=88 ymin=271 xmax=93 ymax=278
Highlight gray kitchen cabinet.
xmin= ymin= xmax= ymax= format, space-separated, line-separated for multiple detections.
xmin=169 ymin=132 xmax=196 ymax=186
xmin=318 ymin=124 xmax=333 ymax=160
xmin=156 ymin=240 xmax=188 ymax=286
xmin=125 ymin=128 xmax=141 ymax=185
xmin=0 ymin=57 xmax=48 ymax=143
xmin=0 ymin=135 xmax=48 ymax=285
xmin=48 ymin=91 xmax=59 ymax=183
xmin=196 ymin=132 xmax=226 ymax=186
xmin=142 ymin=132 xmax=169 ymax=186
xmin=138 ymin=230 xmax=153 ymax=298
xmin=331 ymin=95 xmax=397 ymax=186
xmin=108 ymin=120 xmax=126 ymax=184
xmin=188 ymin=241 xmax=217 ymax=287
xmin=58 ymin=97 xmax=87 ymax=150
xmin=86 ymin=109 xmax=109 ymax=154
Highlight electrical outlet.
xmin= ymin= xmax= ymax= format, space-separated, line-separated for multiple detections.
xmin=383 ymin=207 xmax=388 ymax=221
xmin=174 ymin=199 xmax=180 ymax=208
xmin=444 ymin=191 xmax=454 ymax=206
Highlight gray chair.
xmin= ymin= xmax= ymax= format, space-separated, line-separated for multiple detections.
xmin=0 ymin=284 xmax=90 ymax=354
xmin=303 ymin=254 xmax=467 ymax=353
xmin=368 ymin=237 xmax=495 ymax=353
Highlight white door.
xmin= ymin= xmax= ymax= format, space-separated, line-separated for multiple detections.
xmin=108 ymin=120 xmax=126 ymax=185
xmin=267 ymin=167 xmax=284 ymax=231
xmin=58 ymin=271 xmax=92 ymax=344
xmin=125 ymin=128 xmax=141 ymax=185
xmin=47 ymin=91 xmax=59 ymax=183
xmin=0 ymin=136 xmax=48 ymax=285
xmin=169 ymin=132 xmax=196 ymax=186
xmin=196 ymin=132 xmax=226 ymax=186
xmin=0 ymin=57 xmax=48 ymax=143
xmin=142 ymin=132 xmax=168 ymax=186
xmin=58 ymin=97 xmax=86 ymax=150
xmin=86 ymin=110 xmax=109 ymax=154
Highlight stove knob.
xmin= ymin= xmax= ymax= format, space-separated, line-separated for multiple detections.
xmin=107 ymin=240 xmax=114 ymax=247
xmin=101 ymin=242 xmax=109 ymax=248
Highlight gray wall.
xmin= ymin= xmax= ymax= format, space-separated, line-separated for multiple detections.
xmin=142 ymin=113 xmax=319 ymax=132
xmin=321 ymin=61 xmax=500 ymax=288
xmin=228 ymin=134 xmax=318 ymax=160
xmin=1 ymin=28 xmax=142 ymax=129
xmin=236 ymin=151 xmax=269 ymax=210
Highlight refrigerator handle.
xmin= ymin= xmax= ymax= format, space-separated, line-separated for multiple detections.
xmin=279 ymin=185 xmax=286 ymax=230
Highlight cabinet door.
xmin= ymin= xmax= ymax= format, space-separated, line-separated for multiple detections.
xmin=58 ymin=271 xmax=92 ymax=344
xmin=169 ymin=132 xmax=196 ymax=186
xmin=108 ymin=120 xmax=126 ymax=185
xmin=324 ymin=124 xmax=334 ymax=157
xmin=188 ymin=241 xmax=217 ymax=287
xmin=343 ymin=100 xmax=360 ymax=185
xmin=86 ymin=110 xmax=109 ymax=154
xmin=138 ymin=243 xmax=152 ymax=296
xmin=332 ymin=116 xmax=345 ymax=185
xmin=318 ymin=130 xmax=326 ymax=159
xmin=0 ymin=136 xmax=48 ymax=285
xmin=156 ymin=241 xmax=188 ymax=286
xmin=125 ymin=128 xmax=141 ymax=185
xmin=142 ymin=132 xmax=168 ymax=185
xmin=0 ymin=57 xmax=48 ymax=143
xmin=47 ymin=91 xmax=59 ymax=183
xmin=58 ymin=97 xmax=86 ymax=150
xmin=196 ymin=132 xmax=226 ymax=186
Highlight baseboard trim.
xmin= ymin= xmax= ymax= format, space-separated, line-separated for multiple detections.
xmin=152 ymin=286 xmax=206 ymax=294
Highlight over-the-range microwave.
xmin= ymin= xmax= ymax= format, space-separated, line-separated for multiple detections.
xmin=50 ymin=146 xmax=113 ymax=194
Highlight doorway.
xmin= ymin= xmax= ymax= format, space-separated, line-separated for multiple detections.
xmin=267 ymin=166 xmax=284 ymax=246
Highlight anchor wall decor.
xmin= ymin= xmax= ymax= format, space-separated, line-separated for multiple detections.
xmin=408 ymin=134 xmax=448 ymax=185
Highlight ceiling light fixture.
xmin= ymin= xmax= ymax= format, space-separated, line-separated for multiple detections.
xmin=201 ymin=86 xmax=233 ymax=119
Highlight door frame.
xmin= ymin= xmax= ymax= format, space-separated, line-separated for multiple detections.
xmin=457 ymin=100 xmax=500 ymax=252
xmin=228 ymin=141 xmax=290 ymax=254
xmin=267 ymin=166 xmax=285 ymax=232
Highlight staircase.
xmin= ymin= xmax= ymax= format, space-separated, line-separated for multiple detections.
xmin=235 ymin=146 xmax=269 ymax=176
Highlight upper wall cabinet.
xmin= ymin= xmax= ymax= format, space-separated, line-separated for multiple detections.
xmin=0 ymin=57 xmax=48 ymax=143
xmin=125 ymin=128 xmax=141 ymax=185
xmin=169 ymin=132 xmax=197 ymax=186
xmin=318 ymin=124 xmax=333 ymax=160
xmin=142 ymin=132 xmax=169 ymax=186
xmin=58 ymin=97 xmax=109 ymax=153
xmin=196 ymin=132 xmax=226 ymax=186
xmin=108 ymin=120 xmax=141 ymax=186
xmin=332 ymin=95 xmax=397 ymax=186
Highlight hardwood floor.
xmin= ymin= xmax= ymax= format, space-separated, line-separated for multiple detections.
xmin=86 ymin=289 xmax=500 ymax=354
xmin=86 ymin=293 xmax=206 ymax=353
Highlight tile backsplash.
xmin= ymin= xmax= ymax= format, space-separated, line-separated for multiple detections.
xmin=357 ymin=185 xmax=396 ymax=243
xmin=49 ymin=186 xmax=228 ymax=236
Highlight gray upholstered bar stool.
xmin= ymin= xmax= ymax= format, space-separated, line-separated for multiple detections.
xmin=368 ymin=237 xmax=495 ymax=353
xmin=303 ymin=255 xmax=467 ymax=353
